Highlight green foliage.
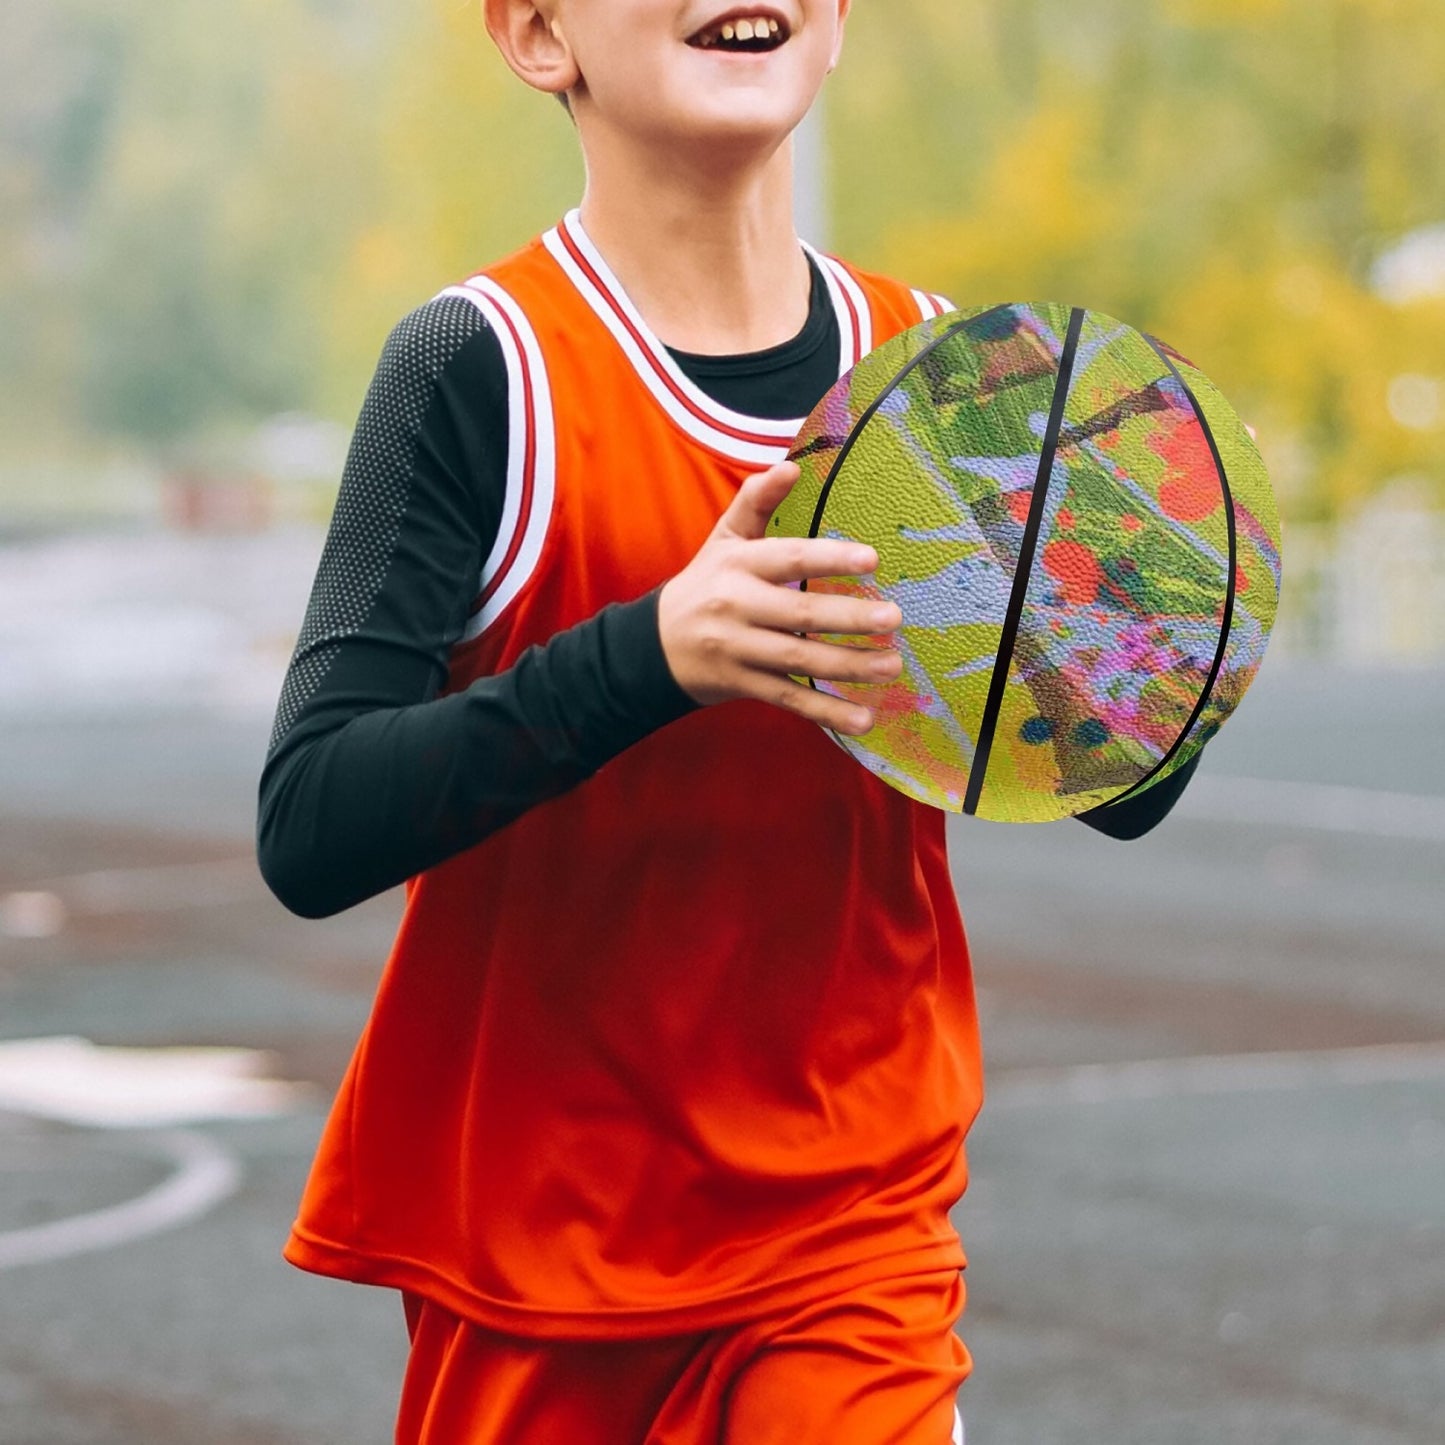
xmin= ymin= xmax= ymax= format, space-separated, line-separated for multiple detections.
xmin=3 ymin=0 xmax=394 ymax=448
xmin=317 ymin=1 xmax=582 ymax=416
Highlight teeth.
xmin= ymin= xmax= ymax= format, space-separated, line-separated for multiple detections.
xmin=695 ymin=15 xmax=785 ymax=48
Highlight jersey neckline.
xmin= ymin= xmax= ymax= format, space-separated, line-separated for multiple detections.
xmin=541 ymin=208 xmax=872 ymax=467
xmin=662 ymin=253 xmax=832 ymax=377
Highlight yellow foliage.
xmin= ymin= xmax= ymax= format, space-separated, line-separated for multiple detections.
xmin=9 ymin=0 xmax=1441 ymax=523
xmin=320 ymin=0 xmax=584 ymax=407
xmin=1157 ymin=250 xmax=1445 ymax=519
xmin=880 ymin=102 xmax=1125 ymax=309
xmin=829 ymin=0 xmax=1445 ymax=526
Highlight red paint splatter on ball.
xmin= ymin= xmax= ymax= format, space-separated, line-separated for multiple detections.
xmin=1121 ymin=514 xmax=1142 ymax=532
xmin=1006 ymin=489 xmax=1033 ymax=525
xmin=868 ymin=680 xmax=930 ymax=722
xmin=1160 ymin=474 xmax=1222 ymax=522
xmin=1057 ymin=506 xmax=1075 ymax=529
xmin=1152 ymin=419 xmax=1221 ymax=522
xmin=1041 ymin=539 xmax=1103 ymax=606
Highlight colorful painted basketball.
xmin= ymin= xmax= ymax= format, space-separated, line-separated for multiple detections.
xmin=772 ymin=302 xmax=1282 ymax=822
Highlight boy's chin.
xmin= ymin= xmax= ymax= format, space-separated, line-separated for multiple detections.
xmin=655 ymin=92 xmax=815 ymax=149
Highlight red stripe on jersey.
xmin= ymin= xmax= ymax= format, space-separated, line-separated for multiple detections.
xmin=469 ymin=288 xmax=539 ymax=619
xmin=826 ymin=255 xmax=864 ymax=365
xmin=556 ymin=218 xmax=785 ymax=450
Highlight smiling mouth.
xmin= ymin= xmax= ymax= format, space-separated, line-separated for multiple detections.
xmin=686 ymin=14 xmax=790 ymax=53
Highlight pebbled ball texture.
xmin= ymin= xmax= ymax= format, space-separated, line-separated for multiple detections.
xmin=772 ymin=302 xmax=1281 ymax=822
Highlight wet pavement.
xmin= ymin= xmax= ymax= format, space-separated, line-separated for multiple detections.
xmin=1 ymin=526 xmax=1442 ymax=1443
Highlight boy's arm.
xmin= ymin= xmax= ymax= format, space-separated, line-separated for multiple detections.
xmin=259 ymin=302 xmax=900 ymax=920
xmin=1072 ymin=749 xmax=1203 ymax=840
xmin=257 ymin=298 xmax=698 ymax=920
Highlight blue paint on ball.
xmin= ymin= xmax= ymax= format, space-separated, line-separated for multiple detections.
xmin=1072 ymin=718 xmax=1110 ymax=748
xmin=1020 ymin=716 xmax=1055 ymax=745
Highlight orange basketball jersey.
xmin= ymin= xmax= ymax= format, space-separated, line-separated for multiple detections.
xmin=283 ymin=211 xmax=985 ymax=1338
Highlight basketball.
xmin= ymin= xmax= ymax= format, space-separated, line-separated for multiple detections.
xmin=772 ymin=302 xmax=1282 ymax=822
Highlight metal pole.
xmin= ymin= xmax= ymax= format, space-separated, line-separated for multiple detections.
xmin=792 ymin=96 xmax=830 ymax=251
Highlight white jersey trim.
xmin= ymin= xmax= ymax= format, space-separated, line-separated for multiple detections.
xmin=437 ymin=278 xmax=558 ymax=643
xmin=805 ymin=245 xmax=873 ymax=372
xmin=912 ymin=289 xmax=960 ymax=322
xmin=543 ymin=210 xmax=873 ymax=466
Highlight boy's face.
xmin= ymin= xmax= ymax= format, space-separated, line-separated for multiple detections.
xmin=512 ymin=1 xmax=851 ymax=150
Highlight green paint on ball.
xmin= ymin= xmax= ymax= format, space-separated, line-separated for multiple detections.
xmin=769 ymin=301 xmax=1280 ymax=822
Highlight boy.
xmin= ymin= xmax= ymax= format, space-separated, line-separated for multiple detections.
xmin=258 ymin=2 xmax=1201 ymax=1439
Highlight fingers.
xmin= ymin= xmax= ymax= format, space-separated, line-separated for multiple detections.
xmin=745 ymin=536 xmax=881 ymax=585
xmin=660 ymin=458 xmax=908 ymax=738
xmin=768 ymin=677 xmax=877 ymax=738
xmin=730 ymin=630 xmax=903 ymax=738
xmin=727 ymin=664 xmax=878 ymax=736
xmin=715 ymin=460 xmax=881 ymax=582
xmin=747 ymin=631 xmax=904 ymax=688
xmin=744 ymin=582 xmax=902 ymax=639
xmin=717 ymin=461 xmax=801 ymax=542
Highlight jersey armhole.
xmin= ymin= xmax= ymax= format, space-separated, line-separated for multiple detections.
xmin=436 ymin=278 xmax=558 ymax=644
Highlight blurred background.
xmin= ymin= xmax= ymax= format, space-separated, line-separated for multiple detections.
xmin=1 ymin=1 xmax=1442 ymax=1442
xmin=5 ymin=0 xmax=1445 ymax=652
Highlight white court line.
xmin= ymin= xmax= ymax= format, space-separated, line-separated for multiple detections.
xmin=1179 ymin=774 xmax=1445 ymax=842
xmin=0 ymin=1044 xmax=1438 ymax=1273
xmin=988 ymin=1041 xmax=1445 ymax=1110
xmin=0 ymin=1036 xmax=313 ymax=1128
xmin=0 ymin=1127 xmax=240 ymax=1271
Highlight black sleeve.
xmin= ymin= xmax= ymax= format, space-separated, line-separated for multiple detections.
xmin=1072 ymin=748 xmax=1203 ymax=840
xmin=256 ymin=296 xmax=697 ymax=921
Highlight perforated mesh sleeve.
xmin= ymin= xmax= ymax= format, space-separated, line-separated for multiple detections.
xmin=257 ymin=296 xmax=695 ymax=919
xmin=268 ymin=295 xmax=496 ymax=753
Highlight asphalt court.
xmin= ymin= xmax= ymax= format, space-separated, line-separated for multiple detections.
xmin=1 ymin=530 xmax=1441 ymax=1443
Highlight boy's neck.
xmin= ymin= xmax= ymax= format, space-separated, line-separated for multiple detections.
xmin=577 ymin=132 xmax=812 ymax=358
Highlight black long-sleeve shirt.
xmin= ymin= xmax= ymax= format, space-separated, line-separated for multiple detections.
xmin=257 ymin=259 xmax=1199 ymax=919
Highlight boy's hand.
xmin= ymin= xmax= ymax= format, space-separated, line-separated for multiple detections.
xmin=658 ymin=461 xmax=904 ymax=737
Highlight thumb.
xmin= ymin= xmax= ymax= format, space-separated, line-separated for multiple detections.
xmin=718 ymin=460 xmax=801 ymax=542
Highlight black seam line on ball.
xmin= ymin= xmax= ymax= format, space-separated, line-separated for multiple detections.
xmin=802 ymin=303 xmax=1018 ymax=750
xmin=804 ymin=304 xmax=1016 ymax=550
xmin=963 ymin=305 xmax=1085 ymax=817
xmin=1102 ymin=338 xmax=1238 ymax=810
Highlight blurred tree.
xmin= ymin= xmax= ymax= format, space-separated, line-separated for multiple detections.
xmin=319 ymin=0 xmax=583 ymax=416
xmin=1 ymin=0 xmax=1441 ymax=525
xmin=0 ymin=0 xmax=127 ymax=448
xmin=3 ymin=0 xmax=389 ymax=453
xmin=73 ymin=0 xmax=386 ymax=448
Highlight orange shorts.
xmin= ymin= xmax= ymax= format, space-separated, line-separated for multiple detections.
xmin=396 ymin=1270 xmax=969 ymax=1444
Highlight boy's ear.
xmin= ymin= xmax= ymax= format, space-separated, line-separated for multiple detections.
xmin=482 ymin=0 xmax=579 ymax=102
xmin=827 ymin=0 xmax=853 ymax=73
